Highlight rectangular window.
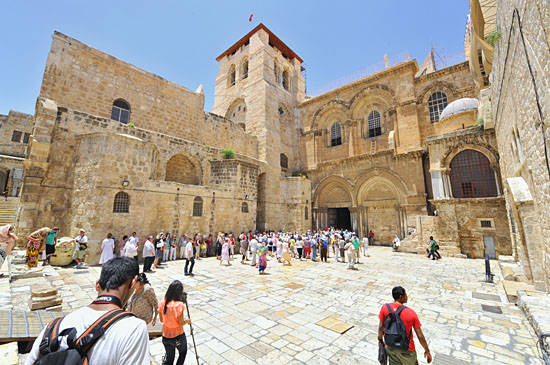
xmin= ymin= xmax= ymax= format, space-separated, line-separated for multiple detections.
xmin=480 ymin=220 xmax=492 ymax=228
xmin=23 ymin=133 xmax=31 ymax=144
xmin=11 ymin=130 xmax=22 ymax=142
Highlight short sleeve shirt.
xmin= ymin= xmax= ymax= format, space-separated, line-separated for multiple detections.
xmin=45 ymin=231 xmax=58 ymax=246
xmin=378 ymin=303 xmax=421 ymax=351
xmin=158 ymin=300 xmax=185 ymax=338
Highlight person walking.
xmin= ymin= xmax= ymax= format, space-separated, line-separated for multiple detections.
xmin=428 ymin=236 xmax=441 ymax=260
xmin=72 ymin=229 xmax=89 ymax=269
xmin=44 ymin=227 xmax=59 ymax=266
xmin=240 ymin=234 xmax=249 ymax=264
xmin=178 ymin=234 xmax=187 ymax=260
xmin=184 ymin=238 xmax=195 ymax=276
xmin=378 ymin=286 xmax=432 ymax=364
xmin=215 ymin=233 xmax=223 ymax=260
xmin=220 ymin=238 xmax=231 ymax=266
xmin=158 ymin=280 xmax=191 ymax=365
xmin=142 ymin=235 xmax=156 ymax=273
xmin=352 ymin=235 xmax=361 ymax=264
xmin=362 ymin=235 xmax=370 ymax=257
xmin=99 ymin=233 xmax=115 ymax=266
xmin=320 ymin=234 xmax=329 ymax=262
xmin=258 ymin=244 xmax=268 ymax=275
xmin=303 ymin=235 xmax=311 ymax=259
xmin=128 ymin=273 xmax=158 ymax=325
xmin=295 ymin=235 xmax=304 ymax=260
xmin=338 ymin=237 xmax=346 ymax=263
xmin=282 ymin=238 xmax=292 ymax=266
xmin=345 ymin=240 xmax=357 ymax=270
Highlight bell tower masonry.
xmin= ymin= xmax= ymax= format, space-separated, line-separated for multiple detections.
xmin=212 ymin=24 xmax=308 ymax=231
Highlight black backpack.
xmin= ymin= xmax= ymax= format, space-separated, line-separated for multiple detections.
xmin=382 ymin=304 xmax=410 ymax=350
xmin=34 ymin=309 xmax=135 ymax=365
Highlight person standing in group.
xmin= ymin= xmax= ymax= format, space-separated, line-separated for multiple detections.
xmin=338 ymin=237 xmax=346 ymax=263
xmin=303 ymin=235 xmax=311 ymax=259
xmin=169 ymin=233 xmax=177 ymax=261
xmin=258 ymin=244 xmax=268 ymax=275
xmin=158 ymin=280 xmax=191 ymax=365
xmin=128 ymin=273 xmax=158 ymax=326
xmin=428 ymin=236 xmax=441 ymax=260
xmin=184 ymin=237 xmax=195 ymax=276
xmin=163 ymin=233 xmax=171 ymax=262
xmin=99 ymin=233 xmax=115 ymax=266
xmin=282 ymin=238 xmax=292 ymax=266
xmin=368 ymin=230 xmax=375 ymax=245
xmin=320 ymin=234 xmax=329 ymax=262
xmin=128 ymin=232 xmax=139 ymax=253
xmin=216 ymin=233 xmax=223 ymax=260
xmin=295 ymin=235 xmax=304 ymax=260
xmin=43 ymin=227 xmax=59 ymax=266
xmin=228 ymin=233 xmax=235 ymax=260
xmin=378 ymin=286 xmax=432 ymax=364
xmin=249 ymin=235 xmax=258 ymax=267
xmin=178 ymin=234 xmax=187 ymax=260
xmin=143 ymin=235 xmax=156 ymax=273
xmin=26 ymin=227 xmax=52 ymax=269
xmin=240 ymin=234 xmax=249 ymax=264
xmin=352 ymin=235 xmax=361 ymax=264
xmin=206 ymin=234 xmax=214 ymax=257
xmin=275 ymin=236 xmax=283 ymax=263
xmin=123 ymin=233 xmax=138 ymax=263
xmin=24 ymin=257 xmax=150 ymax=365
xmin=345 ymin=239 xmax=357 ymax=270
xmin=200 ymin=237 xmax=207 ymax=258
xmin=220 ymin=237 xmax=231 ymax=266
xmin=311 ymin=235 xmax=318 ymax=261
xmin=153 ymin=233 xmax=164 ymax=269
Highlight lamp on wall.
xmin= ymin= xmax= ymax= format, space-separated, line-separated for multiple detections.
xmin=122 ymin=180 xmax=129 ymax=187
xmin=245 ymin=194 xmax=249 ymax=200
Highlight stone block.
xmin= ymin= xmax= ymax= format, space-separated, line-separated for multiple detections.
xmin=29 ymin=294 xmax=63 ymax=310
xmin=31 ymin=285 xmax=58 ymax=298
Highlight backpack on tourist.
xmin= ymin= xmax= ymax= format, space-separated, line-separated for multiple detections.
xmin=34 ymin=309 xmax=135 ymax=364
xmin=382 ymin=304 xmax=410 ymax=351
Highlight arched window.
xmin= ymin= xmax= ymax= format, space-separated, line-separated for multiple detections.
xmin=242 ymin=59 xmax=248 ymax=79
xmin=111 ymin=99 xmax=130 ymax=124
xmin=428 ymin=91 xmax=448 ymax=123
xmin=113 ymin=192 xmax=129 ymax=213
xmin=450 ymin=150 xmax=497 ymax=198
xmin=280 ymin=153 xmax=288 ymax=169
xmin=330 ymin=122 xmax=342 ymax=146
xmin=229 ymin=65 xmax=236 ymax=86
xmin=274 ymin=61 xmax=280 ymax=84
xmin=282 ymin=69 xmax=289 ymax=91
xmin=241 ymin=202 xmax=249 ymax=213
xmin=305 ymin=206 xmax=308 ymax=220
xmin=368 ymin=110 xmax=382 ymax=138
xmin=192 ymin=197 xmax=203 ymax=216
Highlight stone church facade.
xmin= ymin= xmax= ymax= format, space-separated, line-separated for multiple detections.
xmin=5 ymin=18 xmax=518 ymax=264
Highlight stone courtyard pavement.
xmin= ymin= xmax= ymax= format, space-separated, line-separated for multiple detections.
xmin=11 ymin=247 xmax=544 ymax=364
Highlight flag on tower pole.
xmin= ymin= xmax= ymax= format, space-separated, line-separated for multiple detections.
xmin=249 ymin=12 xmax=253 ymax=22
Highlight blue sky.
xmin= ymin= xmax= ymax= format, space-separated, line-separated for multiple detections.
xmin=0 ymin=1 xmax=469 ymax=115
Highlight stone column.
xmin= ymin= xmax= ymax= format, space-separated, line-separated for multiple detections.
xmin=442 ymin=171 xmax=452 ymax=198
xmin=350 ymin=207 xmax=358 ymax=232
xmin=491 ymin=164 xmax=502 ymax=196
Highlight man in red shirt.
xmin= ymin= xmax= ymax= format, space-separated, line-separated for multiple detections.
xmin=378 ymin=286 xmax=432 ymax=364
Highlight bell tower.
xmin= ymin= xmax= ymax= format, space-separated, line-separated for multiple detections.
xmin=212 ymin=24 xmax=306 ymax=231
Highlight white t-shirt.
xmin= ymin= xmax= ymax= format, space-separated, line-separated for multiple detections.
xmin=129 ymin=236 xmax=139 ymax=247
xmin=249 ymin=239 xmax=258 ymax=252
xmin=123 ymin=241 xmax=137 ymax=257
xmin=25 ymin=306 xmax=150 ymax=365
xmin=143 ymin=240 xmax=155 ymax=258
xmin=185 ymin=241 xmax=193 ymax=259
xmin=75 ymin=235 xmax=88 ymax=250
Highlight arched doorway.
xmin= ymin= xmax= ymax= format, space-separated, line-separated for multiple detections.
xmin=165 ymin=153 xmax=201 ymax=185
xmin=313 ymin=177 xmax=353 ymax=231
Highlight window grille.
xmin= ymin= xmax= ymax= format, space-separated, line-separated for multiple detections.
xmin=480 ymin=220 xmax=492 ymax=228
xmin=11 ymin=130 xmax=22 ymax=142
xmin=450 ymin=150 xmax=497 ymax=198
xmin=193 ymin=197 xmax=203 ymax=216
xmin=368 ymin=110 xmax=382 ymax=137
xmin=242 ymin=60 xmax=248 ymax=79
xmin=428 ymin=91 xmax=448 ymax=122
xmin=280 ymin=154 xmax=288 ymax=169
xmin=330 ymin=122 xmax=342 ymax=146
xmin=242 ymin=202 xmax=249 ymax=213
xmin=229 ymin=65 xmax=236 ymax=86
xmin=111 ymin=99 xmax=130 ymax=124
xmin=113 ymin=192 xmax=130 ymax=213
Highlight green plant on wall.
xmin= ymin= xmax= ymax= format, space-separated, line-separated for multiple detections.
xmin=475 ymin=117 xmax=485 ymax=128
xmin=127 ymin=122 xmax=135 ymax=128
xmin=222 ymin=148 xmax=235 ymax=159
xmin=485 ymin=30 xmax=502 ymax=46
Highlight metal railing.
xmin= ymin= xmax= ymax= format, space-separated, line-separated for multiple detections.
xmin=308 ymin=51 xmax=411 ymax=97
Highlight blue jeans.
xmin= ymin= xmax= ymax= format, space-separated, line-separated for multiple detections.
xmin=312 ymin=246 xmax=317 ymax=260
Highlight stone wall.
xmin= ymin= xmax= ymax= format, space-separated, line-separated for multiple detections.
xmin=17 ymin=99 xmax=259 ymax=264
xmin=491 ymin=0 xmax=550 ymax=290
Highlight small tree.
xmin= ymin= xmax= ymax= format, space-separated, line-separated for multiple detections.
xmin=485 ymin=30 xmax=502 ymax=46
xmin=222 ymin=148 xmax=235 ymax=159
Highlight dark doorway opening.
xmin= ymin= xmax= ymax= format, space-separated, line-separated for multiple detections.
xmin=328 ymin=208 xmax=351 ymax=230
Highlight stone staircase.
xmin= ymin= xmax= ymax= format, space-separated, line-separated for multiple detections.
xmin=0 ymin=198 xmax=19 ymax=226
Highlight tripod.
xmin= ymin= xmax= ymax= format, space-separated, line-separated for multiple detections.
xmin=182 ymin=292 xmax=200 ymax=365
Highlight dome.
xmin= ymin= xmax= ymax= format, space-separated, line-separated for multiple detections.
xmin=439 ymin=98 xmax=479 ymax=121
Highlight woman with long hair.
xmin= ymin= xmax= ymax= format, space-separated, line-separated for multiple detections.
xmin=128 ymin=273 xmax=158 ymax=325
xmin=158 ymin=280 xmax=191 ymax=365
xmin=153 ymin=233 xmax=164 ymax=269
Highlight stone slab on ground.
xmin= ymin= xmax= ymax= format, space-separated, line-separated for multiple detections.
xmin=517 ymin=290 xmax=550 ymax=354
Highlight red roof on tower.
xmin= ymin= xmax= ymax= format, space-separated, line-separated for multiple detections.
xmin=216 ymin=23 xmax=303 ymax=63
